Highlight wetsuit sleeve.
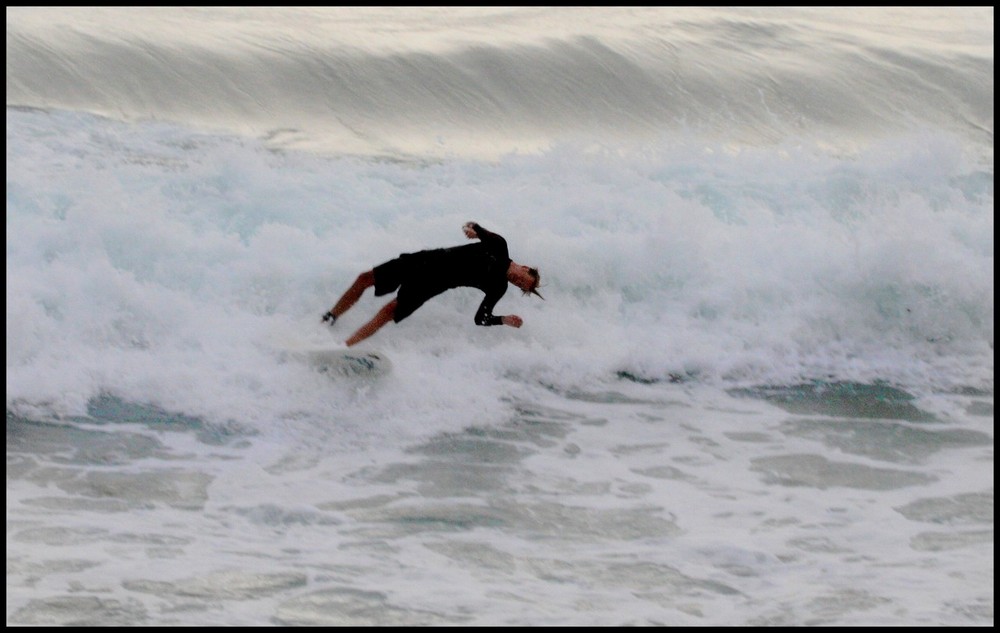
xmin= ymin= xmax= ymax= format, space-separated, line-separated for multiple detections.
xmin=467 ymin=223 xmax=511 ymax=326
xmin=468 ymin=223 xmax=510 ymax=260
xmin=474 ymin=289 xmax=505 ymax=326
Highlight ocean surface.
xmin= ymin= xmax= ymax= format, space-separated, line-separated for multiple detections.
xmin=6 ymin=7 xmax=993 ymax=626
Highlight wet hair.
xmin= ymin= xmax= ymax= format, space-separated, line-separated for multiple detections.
xmin=523 ymin=267 xmax=544 ymax=299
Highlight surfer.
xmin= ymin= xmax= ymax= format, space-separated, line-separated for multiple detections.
xmin=322 ymin=222 xmax=543 ymax=347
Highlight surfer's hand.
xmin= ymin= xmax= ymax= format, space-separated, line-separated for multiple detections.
xmin=502 ymin=315 xmax=523 ymax=328
xmin=463 ymin=222 xmax=478 ymax=239
xmin=322 ymin=310 xmax=337 ymax=325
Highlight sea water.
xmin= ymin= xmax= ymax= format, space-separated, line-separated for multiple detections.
xmin=6 ymin=7 xmax=993 ymax=625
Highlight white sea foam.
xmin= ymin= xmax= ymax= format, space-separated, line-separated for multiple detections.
xmin=6 ymin=107 xmax=992 ymax=434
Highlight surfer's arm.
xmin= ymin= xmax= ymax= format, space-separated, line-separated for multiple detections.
xmin=463 ymin=221 xmax=503 ymax=244
xmin=474 ymin=309 xmax=522 ymax=328
xmin=474 ymin=293 xmax=521 ymax=328
xmin=474 ymin=299 xmax=504 ymax=326
xmin=463 ymin=222 xmax=510 ymax=263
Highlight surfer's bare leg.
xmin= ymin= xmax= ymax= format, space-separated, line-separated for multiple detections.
xmin=345 ymin=298 xmax=397 ymax=347
xmin=326 ymin=270 xmax=375 ymax=321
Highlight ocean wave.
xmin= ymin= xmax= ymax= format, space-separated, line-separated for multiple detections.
xmin=6 ymin=7 xmax=993 ymax=159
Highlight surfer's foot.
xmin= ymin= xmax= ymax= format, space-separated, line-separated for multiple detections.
xmin=321 ymin=310 xmax=337 ymax=326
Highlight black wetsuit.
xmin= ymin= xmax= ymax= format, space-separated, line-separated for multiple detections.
xmin=372 ymin=224 xmax=512 ymax=324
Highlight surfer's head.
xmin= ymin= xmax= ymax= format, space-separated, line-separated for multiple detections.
xmin=509 ymin=263 xmax=543 ymax=299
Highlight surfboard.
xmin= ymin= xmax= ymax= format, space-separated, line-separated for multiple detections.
xmin=280 ymin=346 xmax=391 ymax=378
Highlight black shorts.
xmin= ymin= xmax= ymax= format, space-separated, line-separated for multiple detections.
xmin=372 ymin=254 xmax=442 ymax=323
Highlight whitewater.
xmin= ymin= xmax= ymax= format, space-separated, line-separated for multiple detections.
xmin=6 ymin=7 xmax=993 ymax=626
